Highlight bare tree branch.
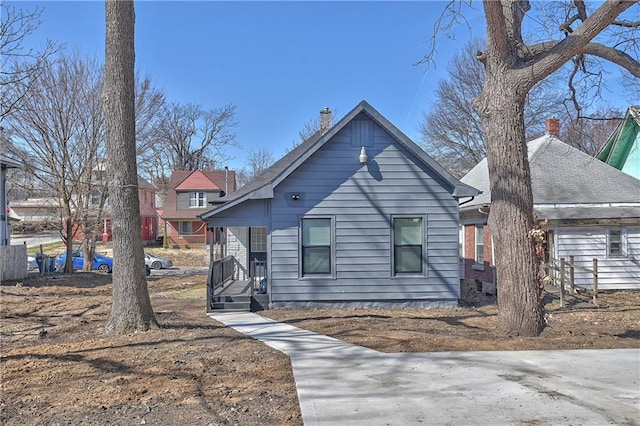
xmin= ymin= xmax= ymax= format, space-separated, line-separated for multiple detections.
xmin=526 ymin=0 xmax=636 ymax=85
xmin=0 ymin=2 xmax=61 ymax=121
xmin=582 ymin=42 xmax=640 ymax=77
xmin=612 ymin=19 xmax=640 ymax=28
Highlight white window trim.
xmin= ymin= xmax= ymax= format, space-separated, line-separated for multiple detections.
xmin=473 ymin=225 xmax=485 ymax=270
xmin=250 ymin=227 xmax=267 ymax=253
xmin=189 ymin=192 xmax=206 ymax=208
xmin=391 ymin=215 xmax=426 ymax=278
xmin=607 ymin=228 xmax=628 ymax=258
xmin=299 ymin=216 xmax=335 ymax=279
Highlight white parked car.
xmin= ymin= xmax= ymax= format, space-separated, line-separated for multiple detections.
xmin=27 ymin=255 xmax=39 ymax=272
xmin=144 ymin=252 xmax=173 ymax=270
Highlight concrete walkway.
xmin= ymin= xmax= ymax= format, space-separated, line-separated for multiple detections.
xmin=209 ymin=312 xmax=640 ymax=426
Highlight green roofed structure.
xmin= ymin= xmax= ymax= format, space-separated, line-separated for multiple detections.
xmin=597 ymin=106 xmax=640 ymax=179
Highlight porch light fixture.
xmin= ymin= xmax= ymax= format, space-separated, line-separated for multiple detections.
xmin=291 ymin=194 xmax=300 ymax=200
xmin=359 ymin=146 xmax=368 ymax=164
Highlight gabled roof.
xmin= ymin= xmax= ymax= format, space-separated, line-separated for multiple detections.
xmin=200 ymin=100 xmax=479 ymax=220
xmin=460 ymin=134 xmax=640 ymax=219
xmin=162 ymin=169 xmax=236 ymax=220
xmin=170 ymin=169 xmax=234 ymax=192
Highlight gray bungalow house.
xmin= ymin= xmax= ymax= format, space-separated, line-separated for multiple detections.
xmin=200 ymin=101 xmax=479 ymax=310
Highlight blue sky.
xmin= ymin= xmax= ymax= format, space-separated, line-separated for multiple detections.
xmin=9 ymin=1 xmax=635 ymax=172
xmin=7 ymin=1 xmax=488 ymax=171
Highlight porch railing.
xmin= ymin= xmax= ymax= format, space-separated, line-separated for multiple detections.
xmin=207 ymin=255 xmax=236 ymax=308
xmin=178 ymin=235 xmax=207 ymax=246
xmin=544 ymin=256 xmax=598 ymax=307
xmin=250 ymin=261 xmax=268 ymax=296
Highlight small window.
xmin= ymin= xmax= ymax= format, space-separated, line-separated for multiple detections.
xmin=90 ymin=190 xmax=101 ymax=206
xmin=608 ymin=229 xmax=627 ymax=257
xmin=180 ymin=221 xmax=193 ymax=235
xmin=189 ymin=192 xmax=206 ymax=208
xmin=393 ymin=217 xmax=423 ymax=275
xmin=251 ymin=227 xmax=267 ymax=252
xmin=302 ymin=218 xmax=331 ymax=275
xmin=475 ymin=225 xmax=485 ymax=264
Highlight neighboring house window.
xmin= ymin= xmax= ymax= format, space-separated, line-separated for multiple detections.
xmin=608 ymin=229 xmax=627 ymax=257
xmin=189 ymin=192 xmax=206 ymax=207
xmin=180 ymin=221 xmax=193 ymax=235
xmin=251 ymin=227 xmax=267 ymax=252
xmin=393 ymin=217 xmax=423 ymax=275
xmin=475 ymin=225 xmax=485 ymax=264
xmin=301 ymin=217 xmax=332 ymax=275
xmin=90 ymin=190 xmax=101 ymax=206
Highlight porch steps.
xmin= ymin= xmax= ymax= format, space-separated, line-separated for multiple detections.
xmin=210 ymin=295 xmax=251 ymax=312
xmin=209 ymin=294 xmax=269 ymax=312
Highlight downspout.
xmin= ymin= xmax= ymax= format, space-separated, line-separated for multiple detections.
xmin=458 ymin=196 xmax=475 ymax=207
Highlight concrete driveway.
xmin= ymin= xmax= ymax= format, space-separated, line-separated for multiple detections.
xmin=210 ymin=312 xmax=640 ymax=426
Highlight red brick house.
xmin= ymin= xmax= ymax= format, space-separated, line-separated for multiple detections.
xmin=161 ymin=169 xmax=236 ymax=248
xmin=95 ymin=176 xmax=159 ymax=245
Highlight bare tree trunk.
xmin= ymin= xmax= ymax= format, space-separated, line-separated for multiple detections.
xmin=63 ymin=217 xmax=74 ymax=273
xmin=103 ymin=0 xmax=157 ymax=335
xmin=474 ymin=71 xmax=545 ymax=337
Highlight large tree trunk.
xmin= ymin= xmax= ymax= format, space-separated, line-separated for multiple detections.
xmin=103 ymin=0 xmax=157 ymax=335
xmin=474 ymin=74 xmax=545 ymax=337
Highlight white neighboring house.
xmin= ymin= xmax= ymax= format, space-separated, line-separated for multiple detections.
xmin=1 ymin=154 xmax=21 ymax=245
xmin=1 ymin=154 xmax=28 ymax=281
xmin=460 ymin=119 xmax=640 ymax=291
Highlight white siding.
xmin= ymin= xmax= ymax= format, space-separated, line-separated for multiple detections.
xmin=556 ymin=226 xmax=640 ymax=290
xmin=227 ymin=227 xmax=248 ymax=280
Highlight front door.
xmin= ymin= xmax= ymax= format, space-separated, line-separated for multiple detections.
xmin=249 ymin=227 xmax=267 ymax=277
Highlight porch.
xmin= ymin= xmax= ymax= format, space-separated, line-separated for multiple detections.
xmin=207 ymin=256 xmax=268 ymax=312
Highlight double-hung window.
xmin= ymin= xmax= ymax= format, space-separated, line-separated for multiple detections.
xmin=180 ymin=221 xmax=193 ymax=235
xmin=301 ymin=218 xmax=332 ymax=276
xmin=475 ymin=225 xmax=485 ymax=264
xmin=393 ymin=217 xmax=424 ymax=275
xmin=189 ymin=192 xmax=206 ymax=208
xmin=608 ymin=229 xmax=627 ymax=257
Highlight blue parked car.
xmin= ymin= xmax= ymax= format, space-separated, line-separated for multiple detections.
xmin=56 ymin=251 xmax=114 ymax=273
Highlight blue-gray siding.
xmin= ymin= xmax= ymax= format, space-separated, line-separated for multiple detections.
xmin=269 ymin=117 xmax=460 ymax=303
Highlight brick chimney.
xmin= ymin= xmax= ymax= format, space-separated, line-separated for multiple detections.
xmin=320 ymin=107 xmax=331 ymax=133
xmin=545 ymin=118 xmax=560 ymax=137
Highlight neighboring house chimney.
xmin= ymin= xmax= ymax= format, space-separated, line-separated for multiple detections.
xmin=545 ymin=118 xmax=560 ymax=137
xmin=320 ymin=107 xmax=331 ymax=133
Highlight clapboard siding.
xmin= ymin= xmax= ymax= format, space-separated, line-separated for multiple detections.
xmin=176 ymin=191 xmax=222 ymax=209
xmin=208 ymin=199 xmax=270 ymax=227
xmin=556 ymin=226 xmax=640 ymax=290
xmin=269 ymin=117 xmax=461 ymax=303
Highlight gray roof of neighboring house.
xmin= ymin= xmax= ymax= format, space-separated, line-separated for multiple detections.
xmin=200 ymin=100 xmax=479 ymax=220
xmin=1 ymin=154 xmax=21 ymax=169
xmin=460 ymin=134 xmax=640 ymax=220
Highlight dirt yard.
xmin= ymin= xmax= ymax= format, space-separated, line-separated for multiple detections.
xmin=1 ymin=250 xmax=639 ymax=425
